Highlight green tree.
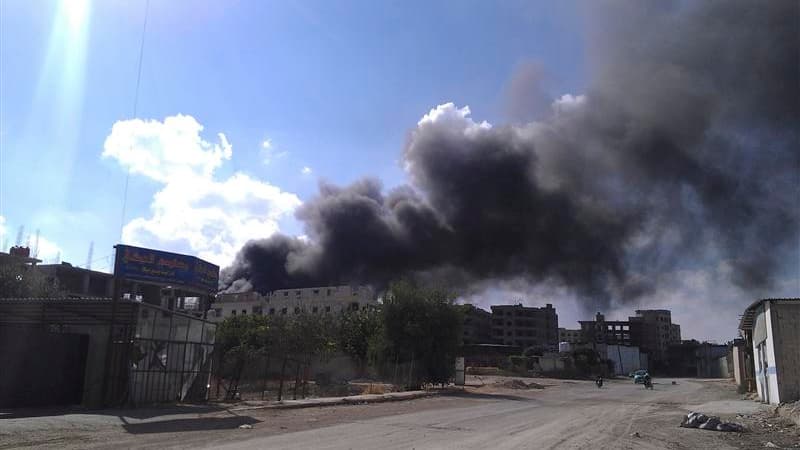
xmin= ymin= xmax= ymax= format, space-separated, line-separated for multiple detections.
xmin=338 ymin=307 xmax=383 ymax=377
xmin=215 ymin=314 xmax=272 ymax=397
xmin=0 ymin=264 xmax=60 ymax=298
xmin=379 ymin=281 xmax=463 ymax=387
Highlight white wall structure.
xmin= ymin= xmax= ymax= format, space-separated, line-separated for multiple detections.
xmin=747 ymin=299 xmax=800 ymax=405
xmin=607 ymin=345 xmax=643 ymax=375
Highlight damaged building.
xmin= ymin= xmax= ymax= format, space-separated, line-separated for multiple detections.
xmin=0 ymin=244 xmax=219 ymax=408
xmin=738 ymin=298 xmax=800 ymax=405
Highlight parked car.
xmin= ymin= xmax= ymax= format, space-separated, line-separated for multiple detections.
xmin=632 ymin=370 xmax=649 ymax=384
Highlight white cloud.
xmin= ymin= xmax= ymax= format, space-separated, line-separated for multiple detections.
xmin=301 ymin=166 xmax=312 ymax=175
xmin=0 ymin=216 xmax=63 ymax=262
xmin=551 ymin=94 xmax=586 ymax=115
xmin=104 ymin=115 xmax=301 ymax=267
xmin=102 ymin=114 xmax=232 ymax=182
xmin=33 ymin=235 xmax=62 ymax=263
xmin=416 ymin=102 xmax=491 ymax=137
xmin=261 ymin=138 xmax=288 ymax=165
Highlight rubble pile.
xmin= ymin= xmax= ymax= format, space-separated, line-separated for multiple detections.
xmin=680 ymin=412 xmax=744 ymax=432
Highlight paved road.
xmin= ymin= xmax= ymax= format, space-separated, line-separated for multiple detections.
xmin=214 ymin=378 xmax=760 ymax=450
xmin=0 ymin=377 xmax=773 ymax=449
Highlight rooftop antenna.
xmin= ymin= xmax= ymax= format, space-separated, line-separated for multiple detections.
xmin=33 ymin=229 xmax=40 ymax=258
xmin=25 ymin=232 xmax=30 ymax=248
xmin=86 ymin=241 xmax=94 ymax=270
xmin=55 ymin=251 xmax=61 ymax=264
xmin=15 ymin=225 xmax=23 ymax=246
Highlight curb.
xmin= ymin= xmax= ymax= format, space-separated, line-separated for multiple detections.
xmin=229 ymin=390 xmax=438 ymax=412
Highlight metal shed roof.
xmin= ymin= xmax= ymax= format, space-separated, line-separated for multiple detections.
xmin=738 ymin=298 xmax=800 ymax=331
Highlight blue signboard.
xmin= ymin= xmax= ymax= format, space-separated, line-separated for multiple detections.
xmin=114 ymin=244 xmax=219 ymax=293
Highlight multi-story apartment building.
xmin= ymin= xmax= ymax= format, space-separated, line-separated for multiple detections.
xmin=209 ymin=285 xmax=377 ymax=321
xmin=558 ymin=328 xmax=582 ymax=344
xmin=631 ymin=309 xmax=681 ymax=362
xmin=579 ymin=313 xmax=644 ymax=348
xmin=490 ymin=303 xmax=558 ymax=350
xmin=461 ymin=304 xmax=494 ymax=345
xmin=578 ymin=309 xmax=682 ymax=365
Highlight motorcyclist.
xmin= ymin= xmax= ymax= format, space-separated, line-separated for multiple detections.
xmin=643 ymin=373 xmax=653 ymax=389
xmin=595 ymin=375 xmax=603 ymax=388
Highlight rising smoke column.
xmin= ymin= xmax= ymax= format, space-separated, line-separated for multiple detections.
xmin=222 ymin=0 xmax=799 ymax=308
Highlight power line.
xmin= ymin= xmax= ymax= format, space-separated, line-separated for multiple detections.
xmin=119 ymin=0 xmax=150 ymax=243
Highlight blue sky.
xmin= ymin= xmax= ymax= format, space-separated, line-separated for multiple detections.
xmin=0 ymin=0 xmax=585 ymax=271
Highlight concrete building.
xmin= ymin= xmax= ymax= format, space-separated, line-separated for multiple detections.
xmin=695 ymin=343 xmax=730 ymax=378
xmin=38 ymin=263 xmax=114 ymax=298
xmin=461 ymin=304 xmax=494 ymax=345
xmin=631 ymin=309 xmax=682 ymax=364
xmin=0 ymin=247 xmax=41 ymax=267
xmin=490 ymin=304 xmax=558 ymax=351
xmin=739 ymin=298 xmax=800 ymax=405
xmin=0 ymin=297 xmax=215 ymax=408
xmin=558 ymin=328 xmax=582 ymax=344
xmin=578 ymin=313 xmax=644 ymax=349
xmin=210 ymin=285 xmax=378 ymax=321
xmin=209 ymin=291 xmax=262 ymax=320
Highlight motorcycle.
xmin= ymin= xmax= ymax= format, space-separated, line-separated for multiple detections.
xmin=595 ymin=377 xmax=603 ymax=388
xmin=643 ymin=378 xmax=653 ymax=389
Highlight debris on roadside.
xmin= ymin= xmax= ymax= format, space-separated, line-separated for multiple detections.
xmin=492 ymin=380 xmax=545 ymax=390
xmin=630 ymin=431 xmax=640 ymax=438
xmin=238 ymin=424 xmax=253 ymax=429
xmin=680 ymin=412 xmax=744 ymax=432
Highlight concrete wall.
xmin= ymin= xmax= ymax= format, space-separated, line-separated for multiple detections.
xmin=733 ymin=346 xmax=745 ymax=387
xmin=754 ymin=302 xmax=782 ymax=404
xmin=538 ymin=354 xmax=566 ymax=372
xmin=714 ymin=356 xmax=730 ymax=378
xmin=608 ymin=345 xmax=641 ymax=375
xmin=771 ymin=301 xmax=800 ymax=403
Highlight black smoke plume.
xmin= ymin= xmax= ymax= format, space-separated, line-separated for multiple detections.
xmin=222 ymin=1 xmax=799 ymax=308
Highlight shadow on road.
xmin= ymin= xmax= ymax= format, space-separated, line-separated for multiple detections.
xmin=121 ymin=415 xmax=261 ymax=434
xmin=0 ymin=404 xmax=226 ymax=420
xmin=442 ymin=390 xmax=534 ymax=402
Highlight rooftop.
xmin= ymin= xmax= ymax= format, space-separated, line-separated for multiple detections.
xmin=738 ymin=298 xmax=800 ymax=331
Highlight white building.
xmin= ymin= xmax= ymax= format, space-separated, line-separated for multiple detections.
xmin=739 ymin=298 xmax=800 ymax=405
xmin=209 ymin=285 xmax=377 ymax=321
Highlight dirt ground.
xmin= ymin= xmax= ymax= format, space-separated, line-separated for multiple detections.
xmin=1 ymin=377 xmax=797 ymax=449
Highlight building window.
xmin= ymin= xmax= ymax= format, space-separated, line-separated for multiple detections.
xmin=313 ymin=289 xmax=319 ymax=295
xmin=312 ymin=306 xmax=318 ymax=313
xmin=296 ymin=290 xmax=301 ymax=296
xmin=294 ymin=307 xmax=301 ymax=314
xmin=327 ymin=289 xmax=332 ymax=296
xmin=281 ymin=308 xmax=287 ymax=315
xmin=269 ymin=308 xmax=275 ymax=315
xmin=242 ymin=310 xmax=247 ymax=315
xmin=253 ymin=306 xmax=262 ymax=315
xmin=350 ymin=302 xmax=360 ymax=311
xmin=284 ymin=291 xmax=289 ymax=297
xmin=231 ymin=310 xmax=236 ymax=316
xmin=325 ymin=305 xmax=331 ymax=313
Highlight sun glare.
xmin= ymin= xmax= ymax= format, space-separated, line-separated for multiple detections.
xmin=63 ymin=0 xmax=90 ymax=32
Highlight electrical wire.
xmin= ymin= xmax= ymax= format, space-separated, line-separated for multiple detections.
xmin=119 ymin=0 xmax=150 ymax=243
